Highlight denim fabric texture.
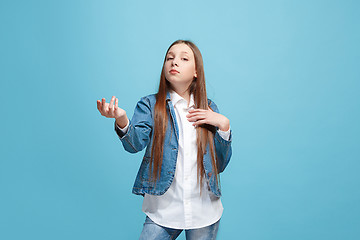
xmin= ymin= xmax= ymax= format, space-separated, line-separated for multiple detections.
xmin=139 ymin=215 xmax=220 ymax=240
xmin=114 ymin=91 xmax=232 ymax=197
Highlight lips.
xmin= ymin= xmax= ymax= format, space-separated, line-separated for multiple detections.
xmin=170 ymin=69 xmax=179 ymax=74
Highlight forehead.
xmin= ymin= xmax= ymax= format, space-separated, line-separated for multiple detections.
xmin=167 ymin=43 xmax=193 ymax=56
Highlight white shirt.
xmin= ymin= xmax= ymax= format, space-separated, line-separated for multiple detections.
xmin=117 ymin=91 xmax=230 ymax=229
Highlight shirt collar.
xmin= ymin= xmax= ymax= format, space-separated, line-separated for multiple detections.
xmin=169 ymin=90 xmax=195 ymax=109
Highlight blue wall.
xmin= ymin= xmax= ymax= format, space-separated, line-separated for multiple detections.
xmin=1 ymin=0 xmax=359 ymax=239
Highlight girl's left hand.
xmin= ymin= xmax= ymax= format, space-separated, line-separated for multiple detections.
xmin=186 ymin=108 xmax=230 ymax=131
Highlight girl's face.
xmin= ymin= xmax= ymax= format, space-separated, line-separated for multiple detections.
xmin=164 ymin=43 xmax=197 ymax=90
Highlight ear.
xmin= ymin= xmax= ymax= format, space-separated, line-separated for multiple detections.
xmin=194 ymin=71 xmax=197 ymax=78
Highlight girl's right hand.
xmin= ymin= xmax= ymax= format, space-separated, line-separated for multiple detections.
xmin=97 ymin=96 xmax=126 ymax=119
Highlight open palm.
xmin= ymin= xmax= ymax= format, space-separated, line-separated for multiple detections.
xmin=97 ymin=96 xmax=126 ymax=119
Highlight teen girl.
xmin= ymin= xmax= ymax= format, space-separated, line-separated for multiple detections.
xmin=97 ymin=39 xmax=232 ymax=240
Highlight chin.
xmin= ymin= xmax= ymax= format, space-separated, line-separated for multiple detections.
xmin=166 ymin=77 xmax=180 ymax=84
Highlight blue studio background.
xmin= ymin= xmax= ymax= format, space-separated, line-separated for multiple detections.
xmin=1 ymin=0 xmax=359 ymax=239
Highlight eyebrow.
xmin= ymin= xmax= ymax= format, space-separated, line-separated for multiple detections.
xmin=167 ymin=51 xmax=189 ymax=55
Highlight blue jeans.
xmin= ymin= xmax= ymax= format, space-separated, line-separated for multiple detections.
xmin=139 ymin=215 xmax=220 ymax=240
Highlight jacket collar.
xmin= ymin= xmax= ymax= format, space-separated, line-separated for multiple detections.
xmin=167 ymin=90 xmax=195 ymax=109
xmin=166 ymin=91 xmax=171 ymax=101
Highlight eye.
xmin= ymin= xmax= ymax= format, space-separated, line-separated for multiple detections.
xmin=182 ymin=58 xmax=188 ymax=61
xmin=166 ymin=57 xmax=173 ymax=61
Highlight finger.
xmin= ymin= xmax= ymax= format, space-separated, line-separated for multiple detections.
xmin=189 ymin=111 xmax=206 ymax=115
xmin=188 ymin=110 xmax=207 ymax=116
xmin=187 ymin=112 xmax=206 ymax=119
xmin=114 ymin=98 xmax=119 ymax=110
xmin=98 ymin=99 xmax=104 ymax=112
xmin=192 ymin=119 xmax=207 ymax=126
xmin=101 ymin=98 xmax=107 ymax=112
xmin=187 ymin=115 xmax=206 ymax=122
xmin=109 ymin=96 xmax=115 ymax=110
xmin=189 ymin=108 xmax=206 ymax=112
xmin=97 ymin=100 xmax=104 ymax=114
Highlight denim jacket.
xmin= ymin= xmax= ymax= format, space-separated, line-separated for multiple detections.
xmin=114 ymin=91 xmax=232 ymax=197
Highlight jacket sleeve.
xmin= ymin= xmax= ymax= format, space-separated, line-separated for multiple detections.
xmin=209 ymin=100 xmax=233 ymax=173
xmin=114 ymin=96 xmax=153 ymax=153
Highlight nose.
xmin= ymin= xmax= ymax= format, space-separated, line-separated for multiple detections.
xmin=171 ymin=58 xmax=178 ymax=66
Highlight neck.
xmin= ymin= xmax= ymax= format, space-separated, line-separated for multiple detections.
xmin=170 ymin=84 xmax=191 ymax=104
